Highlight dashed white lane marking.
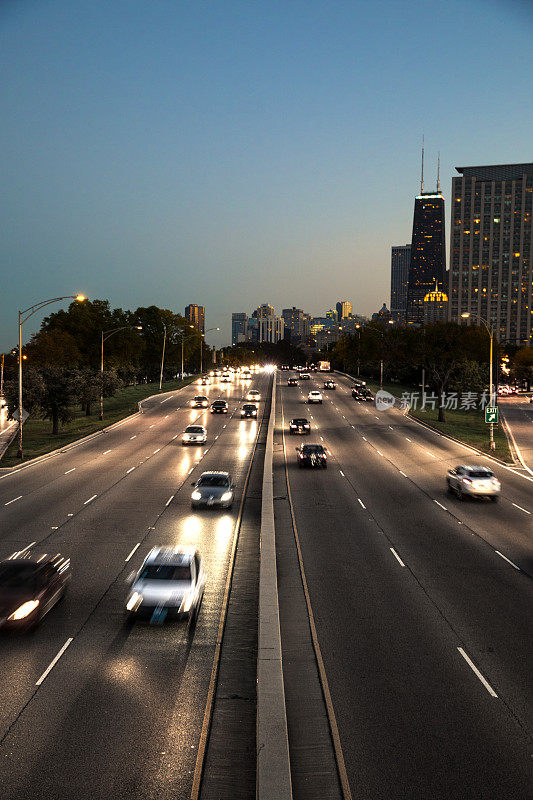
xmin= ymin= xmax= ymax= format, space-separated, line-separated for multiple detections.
xmin=153 ymin=448 xmax=161 ymax=454
xmin=130 ymin=435 xmax=136 ymax=440
xmin=434 ymin=500 xmax=447 ymax=510
xmin=188 ymin=468 xmax=194 ymax=475
xmin=426 ymin=451 xmax=436 ymax=458
xmin=362 ymin=436 xmax=367 ymax=441
xmin=164 ymin=415 xmax=169 ymax=419
xmin=214 ymin=435 xmax=219 ymax=440
xmin=5 ymin=495 xmax=23 ymax=506
xmin=388 ymin=425 xmax=394 ymax=430
xmin=390 ymin=547 xmax=405 ymax=567
xmin=339 ymin=470 xmax=345 ymax=477
xmin=84 ymin=494 xmax=97 ymax=505
xmin=512 ymin=502 xmax=531 ymax=515
xmin=351 ymin=424 xmax=355 ymax=428
xmin=64 ymin=468 xmax=76 ymax=474
xmin=376 ymin=450 xmax=384 ymax=457
xmin=149 ymin=424 xmax=155 ymax=428
xmin=457 ymin=647 xmax=497 ymax=697
xmin=357 ymin=498 xmax=366 ymax=509
xmin=126 ymin=467 xmax=135 ymax=474
xmin=125 ymin=543 xmax=140 ymax=562
xmin=399 ymin=470 xmax=407 ymax=477
xmin=320 ymin=436 xmax=324 ymax=441
xmin=495 ymin=550 xmax=521 ymax=571
xmin=36 ymin=638 xmax=74 ymax=686
xmin=405 ymin=437 xmax=412 ymax=442
xmin=102 ymin=450 xmax=112 ymax=455
xmin=165 ymin=494 xmax=175 ymax=507
xmin=51 ymin=526 xmax=58 ymax=530
xmin=160 ymin=398 xmax=169 ymax=403
xmin=223 ymin=424 xmax=227 ymax=429
xmin=67 ymin=513 xmax=73 ymax=517
xmin=375 ymin=416 xmax=379 ymax=420
xmin=172 ymin=434 xmax=178 ymax=440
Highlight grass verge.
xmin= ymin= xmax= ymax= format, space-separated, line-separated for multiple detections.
xmin=1 ymin=376 xmax=197 ymax=468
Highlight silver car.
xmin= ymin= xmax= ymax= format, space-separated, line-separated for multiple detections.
xmin=182 ymin=424 xmax=207 ymax=445
xmin=191 ymin=471 xmax=235 ymax=509
xmin=125 ymin=547 xmax=206 ymax=626
xmin=446 ymin=465 xmax=501 ymax=501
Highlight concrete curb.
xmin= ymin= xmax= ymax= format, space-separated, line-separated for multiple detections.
xmin=257 ymin=372 xmax=292 ymax=800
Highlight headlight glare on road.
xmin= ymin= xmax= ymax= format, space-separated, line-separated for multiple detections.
xmin=126 ymin=592 xmax=142 ymax=612
xmin=220 ymin=491 xmax=232 ymax=502
xmin=8 ymin=599 xmax=39 ymax=621
xmin=191 ymin=490 xmax=202 ymax=500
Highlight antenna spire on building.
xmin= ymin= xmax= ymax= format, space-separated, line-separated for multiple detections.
xmin=437 ymin=151 xmax=441 ymax=193
xmin=421 ymin=135 xmax=425 ymax=194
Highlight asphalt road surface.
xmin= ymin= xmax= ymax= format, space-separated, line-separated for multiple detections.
xmin=0 ymin=371 xmax=269 ymax=800
xmin=500 ymin=395 xmax=533 ymax=472
xmin=276 ymin=371 xmax=533 ymax=800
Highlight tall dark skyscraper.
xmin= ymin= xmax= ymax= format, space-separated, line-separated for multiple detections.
xmin=448 ymin=163 xmax=533 ymax=345
xmin=390 ymin=245 xmax=411 ymax=323
xmin=406 ymin=152 xmax=446 ymax=325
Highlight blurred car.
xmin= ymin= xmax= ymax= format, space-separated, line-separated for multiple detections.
xmin=324 ymin=380 xmax=336 ymax=390
xmin=0 ymin=550 xmax=70 ymax=631
xmin=287 ymin=377 xmax=298 ymax=386
xmin=221 ymin=372 xmax=231 ymax=382
xmin=240 ymin=403 xmax=258 ymax=418
xmin=241 ymin=370 xmax=252 ymax=380
xmin=125 ymin=547 xmax=205 ymax=626
xmin=446 ymin=465 xmax=500 ymax=501
xmin=246 ymin=389 xmax=261 ymax=401
xmin=299 ymin=372 xmax=310 ymax=380
xmin=352 ymin=387 xmax=364 ymax=400
xmin=210 ymin=400 xmax=228 ymax=414
xmin=289 ymin=418 xmax=311 ymax=434
xmin=296 ymin=444 xmax=328 ymax=469
xmin=214 ymin=369 xmax=222 ymax=377
xmin=182 ymin=424 xmax=207 ymax=445
xmin=191 ymin=471 xmax=235 ymax=509
xmin=308 ymin=390 xmax=323 ymax=404
xmin=200 ymin=376 xmax=211 ymax=385
xmin=191 ymin=395 xmax=209 ymax=408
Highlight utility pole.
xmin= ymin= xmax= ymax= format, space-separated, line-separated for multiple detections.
xmin=159 ymin=325 xmax=167 ymax=391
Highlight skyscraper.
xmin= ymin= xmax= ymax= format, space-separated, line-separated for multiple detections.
xmin=253 ymin=304 xmax=284 ymax=343
xmin=390 ymin=245 xmax=411 ymax=323
xmin=185 ymin=304 xmax=205 ymax=335
xmin=231 ymin=313 xmax=248 ymax=345
xmin=282 ymin=307 xmax=305 ymax=342
xmin=336 ymin=300 xmax=352 ymax=320
xmin=448 ymin=163 xmax=533 ymax=345
xmin=406 ymin=152 xmax=446 ymax=325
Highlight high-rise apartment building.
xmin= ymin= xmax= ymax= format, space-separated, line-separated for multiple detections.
xmin=448 ymin=163 xmax=533 ymax=345
xmin=231 ymin=313 xmax=248 ymax=345
xmin=336 ymin=300 xmax=352 ymax=320
xmin=406 ymin=156 xmax=446 ymax=325
xmin=282 ymin=307 xmax=305 ymax=342
xmin=253 ymin=304 xmax=284 ymax=343
xmin=185 ymin=304 xmax=205 ymax=335
xmin=390 ymin=245 xmax=411 ymax=323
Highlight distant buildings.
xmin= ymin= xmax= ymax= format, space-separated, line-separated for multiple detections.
xmin=185 ymin=304 xmax=205 ymax=335
xmin=372 ymin=303 xmax=392 ymax=323
xmin=282 ymin=307 xmax=309 ymax=343
xmin=255 ymin=304 xmax=284 ymax=343
xmin=448 ymin=162 xmax=533 ymax=345
xmin=231 ymin=312 xmax=247 ymax=345
xmin=423 ymin=283 xmax=448 ymax=324
xmin=336 ymin=300 xmax=352 ymax=320
xmin=390 ymin=245 xmax=411 ymax=323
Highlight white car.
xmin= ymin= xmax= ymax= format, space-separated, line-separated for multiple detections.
xmin=446 ymin=465 xmax=501 ymax=501
xmin=246 ymin=389 xmax=261 ymax=401
xmin=182 ymin=424 xmax=207 ymax=445
xmin=241 ymin=371 xmax=252 ymax=380
xmin=308 ymin=390 xmax=323 ymax=404
xmin=125 ymin=547 xmax=206 ymax=627
xmin=191 ymin=395 xmax=209 ymax=408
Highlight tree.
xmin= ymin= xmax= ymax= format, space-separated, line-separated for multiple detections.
xmin=38 ymin=368 xmax=81 ymax=434
xmin=25 ymin=329 xmax=81 ymax=367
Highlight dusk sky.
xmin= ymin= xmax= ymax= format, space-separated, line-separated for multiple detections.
xmin=1 ymin=0 xmax=532 ymax=349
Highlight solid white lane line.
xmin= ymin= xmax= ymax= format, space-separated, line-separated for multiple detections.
xmin=390 ymin=548 xmax=405 ymax=567
xmin=126 ymin=467 xmax=135 ymax=474
xmin=376 ymin=450 xmax=384 ymax=457
xmin=512 ymin=502 xmax=531 ymax=515
xmin=495 ymin=551 xmax=521 ymax=571
xmin=153 ymin=448 xmax=161 ymax=454
xmin=405 ymin=437 xmax=412 ymax=442
xmin=102 ymin=450 xmax=112 ymax=455
xmin=426 ymin=451 xmax=436 ymax=458
xmin=457 ymin=647 xmax=497 ymax=697
xmin=339 ymin=470 xmax=345 ymax=477
xmin=130 ymin=435 xmax=136 ymax=439
xmin=357 ymin=498 xmax=366 ymax=508
xmin=84 ymin=494 xmax=97 ymax=505
xmin=64 ymin=468 xmax=76 ymax=474
xmin=36 ymin=638 xmax=74 ymax=686
xmin=434 ymin=500 xmax=447 ymax=510
xmin=5 ymin=495 xmax=23 ymax=506
xmin=165 ymin=494 xmax=175 ymax=507
xmin=125 ymin=543 xmax=140 ymax=562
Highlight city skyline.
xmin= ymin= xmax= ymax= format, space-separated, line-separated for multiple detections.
xmin=1 ymin=0 xmax=532 ymax=349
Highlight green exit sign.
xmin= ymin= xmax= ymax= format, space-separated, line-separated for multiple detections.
xmin=485 ymin=406 xmax=498 ymax=424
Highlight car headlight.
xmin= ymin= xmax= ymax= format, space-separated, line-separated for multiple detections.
xmin=192 ymin=490 xmax=202 ymax=500
xmin=220 ymin=491 xmax=232 ymax=502
xmin=180 ymin=591 xmax=195 ymax=614
xmin=8 ymin=599 xmax=40 ymax=621
xmin=203 ymin=401 xmax=208 ymax=406
xmin=241 ymin=410 xmax=246 ymax=416
xmin=126 ymin=592 xmax=142 ymax=612
xmin=182 ymin=434 xmax=190 ymax=440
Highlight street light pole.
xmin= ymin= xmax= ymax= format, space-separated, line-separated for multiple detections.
xmin=17 ymin=294 xmax=86 ymax=458
xmin=159 ymin=325 xmax=167 ymax=391
xmin=461 ymin=312 xmax=495 ymax=450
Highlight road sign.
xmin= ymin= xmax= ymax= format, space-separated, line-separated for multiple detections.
xmin=485 ymin=406 xmax=498 ymax=424
xmin=12 ymin=408 xmax=29 ymax=423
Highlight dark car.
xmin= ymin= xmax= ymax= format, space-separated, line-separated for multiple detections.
xmin=299 ymin=372 xmax=311 ymax=380
xmin=352 ymin=387 xmax=364 ymax=400
xmin=296 ymin=444 xmax=328 ymax=469
xmin=0 ymin=551 xmax=70 ymax=632
xmin=210 ymin=400 xmax=228 ymax=414
xmin=287 ymin=377 xmax=298 ymax=386
xmin=324 ymin=380 xmax=336 ymax=390
xmin=360 ymin=388 xmax=374 ymax=402
xmin=289 ymin=418 xmax=311 ymax=434
xmin=240 ymin=403 xmax=258 ymax=418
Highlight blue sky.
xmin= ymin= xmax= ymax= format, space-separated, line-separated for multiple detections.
xmin=1 ymin=0 xmax=532 ymax=348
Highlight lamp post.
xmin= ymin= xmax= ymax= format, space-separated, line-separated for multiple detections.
xmin=177 ymin=326 xmax=196 ymax=381
xmin=17 ymin=295 xmax=86 ymax=458
xmin=159 ymin=324 xmax=167 ymax=392
xmin=100 ymin=325 xmax=142 ymax=420
xmin=461 ymin=312 xmax=495 ymax=450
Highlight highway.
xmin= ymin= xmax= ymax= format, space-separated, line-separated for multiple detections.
xmin=275 ymin=370 xmax=533 ymax=800
xmin=500 ymin=394 xmax=533 ymax=473
xmin=0 ymin=370 xmax=270 ymax=800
